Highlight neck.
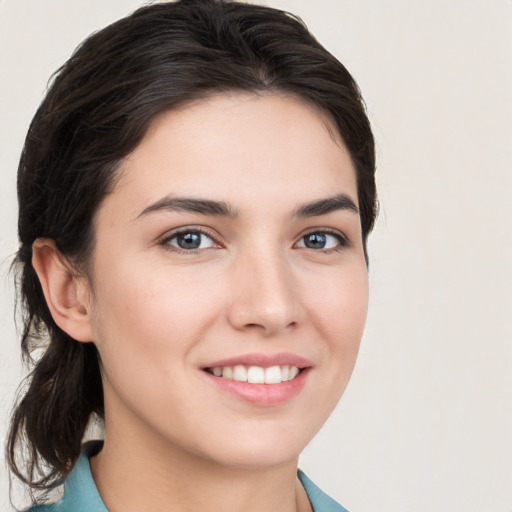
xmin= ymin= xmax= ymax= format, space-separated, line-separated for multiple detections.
xmin=90 ymin=421 xmax=311 ymax=512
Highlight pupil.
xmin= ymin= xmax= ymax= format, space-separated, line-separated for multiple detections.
xmin=178 ymin=232 xmax=201 ymax=249
xmin=305 ymin=233 xmax=326 ymax=249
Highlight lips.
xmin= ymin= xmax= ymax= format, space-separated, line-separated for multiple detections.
xmin=202 ymin=353 xmax=312 ymax=406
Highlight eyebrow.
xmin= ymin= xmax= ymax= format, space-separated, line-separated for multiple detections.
xmin=293 ymin=194 xmax=359 ymax=218
xmin=135 ymin=193 xmax=358 ymax=221
xmin=135 ymin=196 xmax=238 ymax=220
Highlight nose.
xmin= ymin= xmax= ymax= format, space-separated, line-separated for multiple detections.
xmin=227 ymin=247 xmax=302 ymax=337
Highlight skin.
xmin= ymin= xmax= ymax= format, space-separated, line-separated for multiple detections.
xmin=34 ymin=93 xmax=369 ymax=512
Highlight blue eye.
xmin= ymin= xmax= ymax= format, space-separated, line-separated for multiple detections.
xmin=296 ymin=232 xmax=345 ymax=250
xmin=165 ymin=230 xmax=216 ymax=251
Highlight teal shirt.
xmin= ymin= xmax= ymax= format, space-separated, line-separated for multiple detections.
xmin=30 ymin=442 xmax=349 ymax=512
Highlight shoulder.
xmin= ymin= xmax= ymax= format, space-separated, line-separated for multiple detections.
xmin=298 ymin=470 xmax=351 ymax=512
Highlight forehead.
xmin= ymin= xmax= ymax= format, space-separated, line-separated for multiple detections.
xmin=105 ymin=93 xmax=358 ymax=218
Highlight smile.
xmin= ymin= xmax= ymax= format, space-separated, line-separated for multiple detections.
xmin=202 ymin=353 xmax=312 ymax=406
xmin=205 ymin=365 xmax=300 ymax=384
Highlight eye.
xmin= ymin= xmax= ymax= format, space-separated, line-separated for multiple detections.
xmin=295 ymin=231 xmax=347 ymax=251
xmin=162 ymin=230 xmax=217 ymax=251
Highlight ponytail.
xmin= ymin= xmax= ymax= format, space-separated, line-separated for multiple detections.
xmin=7 ymin=253 xmax=103 ymax=490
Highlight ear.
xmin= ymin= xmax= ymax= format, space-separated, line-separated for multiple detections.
xmin=32 ymin=239 xmax=94 ymax=343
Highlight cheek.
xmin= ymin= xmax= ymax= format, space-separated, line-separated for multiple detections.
xmin=306 ymin=261 xmax=368 ymax=364
xmin=313 ymin=259 xmax=368 ymax=323
xmin=292 ymin=262 xmax=368 ymax=434
xmin=89 ymin=261 xmax=224 ymax=365
xmin=87 ymin=266 xmax=207 ymax=419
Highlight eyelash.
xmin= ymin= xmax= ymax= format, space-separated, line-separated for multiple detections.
xmin=158 ymin=227 xmax=220 ymax=254
xmin=158 ymin=227 xmax=350 ymax=254
xmin=296 ymin=228 xmax=350 ymax=253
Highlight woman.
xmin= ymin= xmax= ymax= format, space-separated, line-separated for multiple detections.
xmin=7 ymin=0 xmax=377 ymax=510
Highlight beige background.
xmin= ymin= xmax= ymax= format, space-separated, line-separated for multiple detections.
xmin=1 ymin=1 xmax=511 ymax=510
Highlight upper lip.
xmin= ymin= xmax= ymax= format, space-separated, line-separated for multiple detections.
xmin=202 ymin=352 xmax=313 ymax=369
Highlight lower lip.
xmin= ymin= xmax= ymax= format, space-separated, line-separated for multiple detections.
xmin=203 ymin=368 xmax=310 ymax=407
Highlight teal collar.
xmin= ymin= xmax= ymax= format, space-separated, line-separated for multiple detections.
xmin=298 ymin=470 xmax=350 ymax=512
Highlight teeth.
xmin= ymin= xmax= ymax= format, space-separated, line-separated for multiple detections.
xmin=208 ymin=365 xmax=301 ymax=384
xmin=264 ymin=365 xmax=282 ymax=384
xmin=247 ymin=366 xmax=265 ymax=384
xmin=232 ymin=365 xmax=248 ymax=382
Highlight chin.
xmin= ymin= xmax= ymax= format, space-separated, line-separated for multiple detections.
xmin=206 ymin=444 xmax=302 ymax=471
xmin=189 ymin=422 xmax=313 ymax=471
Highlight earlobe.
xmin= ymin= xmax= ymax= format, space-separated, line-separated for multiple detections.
xmin=31 ymin=239 xmax=94 ymax=343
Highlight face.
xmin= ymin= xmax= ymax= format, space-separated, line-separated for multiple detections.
xmin=84 ymin=93 xmax=368 ymax=469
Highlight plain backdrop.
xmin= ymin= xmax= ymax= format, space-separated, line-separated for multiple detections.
xmin=1 ymin=1 xmax=511 ymax=511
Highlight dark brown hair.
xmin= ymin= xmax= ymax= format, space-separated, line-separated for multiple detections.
xmin=7 ymin=0 xmax=377 ymax=496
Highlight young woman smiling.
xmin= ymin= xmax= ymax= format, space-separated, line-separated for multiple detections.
xmin=7 ymin=1 xmax=377 ymax=510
